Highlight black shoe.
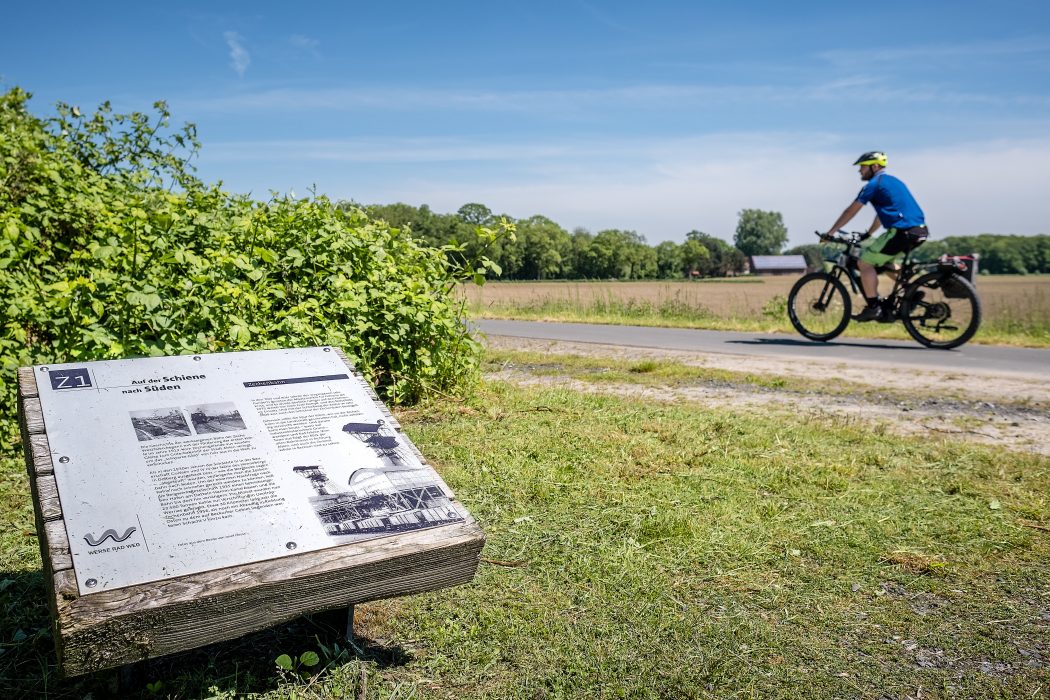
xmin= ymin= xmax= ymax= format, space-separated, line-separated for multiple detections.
xmin=853 ymin=305 xmax=884 ymax=322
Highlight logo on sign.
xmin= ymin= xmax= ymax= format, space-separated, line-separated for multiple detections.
xmin=84 ymin=527 xmax=137 ymax=547
xmin=49 ymin=368 xmax=92 ymax=391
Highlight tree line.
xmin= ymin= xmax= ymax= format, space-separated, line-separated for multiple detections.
xmin=363 ymin=203 xmax=790 ymax=280
xmin=366 ymin=202 xmax=1048 ymax=279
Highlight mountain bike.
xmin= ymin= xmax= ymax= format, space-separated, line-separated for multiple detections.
xmin=786 ymin=230 xmax=982 ymax=349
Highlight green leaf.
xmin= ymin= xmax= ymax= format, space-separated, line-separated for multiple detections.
xmin=275 ymin=654 xmax=293 ymax=670
xmin=300 ymin=651 xmax=320 ymax=667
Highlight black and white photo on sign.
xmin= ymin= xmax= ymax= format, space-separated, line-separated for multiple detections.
xmin=293 ymin=462 xmax=463 ymax=539
xmin=186 ymin=402 xmax=247 ymax=435
xmin=341 ymin=419 xmax=407 ymax=465
xmin=129 ymin=407 xmax=192 ymax=442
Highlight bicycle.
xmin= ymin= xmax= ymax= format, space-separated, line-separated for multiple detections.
xmin=786 ymin=230 xmax=982 ymax=349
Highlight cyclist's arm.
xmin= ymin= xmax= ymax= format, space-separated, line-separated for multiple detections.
xmin=865 ymin=215 xmax=881 ymax=237
xmin=825 ymin=200 xmax=864 ymax=238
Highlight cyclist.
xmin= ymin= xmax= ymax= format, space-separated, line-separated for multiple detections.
xmin=824 ymin=151 xmax=929 ymax=321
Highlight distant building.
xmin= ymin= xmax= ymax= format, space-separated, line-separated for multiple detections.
xmin=748 ymin=255 xmax=808 ymax=276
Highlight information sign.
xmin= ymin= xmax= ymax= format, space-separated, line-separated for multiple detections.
xmin=35 ymin=347 xmax=466 ymax=594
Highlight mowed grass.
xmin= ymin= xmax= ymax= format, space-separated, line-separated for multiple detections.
xmin=3 ymin=380 xmax=1048 ymax=698
xmin=462 ymin=275 xmax=1050 ymax=347
xmin=480 ymin=348 xmax=1035 ymax=409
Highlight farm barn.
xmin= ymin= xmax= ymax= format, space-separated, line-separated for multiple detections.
xmin=748 ymin=255 xmax=809 ymax=276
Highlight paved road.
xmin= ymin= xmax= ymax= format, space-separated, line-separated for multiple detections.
xmin=476 ymin=319 xmax=1050 ymax=378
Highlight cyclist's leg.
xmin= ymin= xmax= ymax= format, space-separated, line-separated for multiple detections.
xmin=860 ymin=228 xmax=903 ymax=269
xmin=855 ymin=229 xmax=902 ymax=320
xmin=860 ymin=230 xmax=906 ymax=290
xmin=858 ymin=259 xmax=879 ymax=298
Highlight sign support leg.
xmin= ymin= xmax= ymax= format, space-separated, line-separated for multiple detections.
xmin=346 ymin=604 xmax=355 ymax=643
xmin=115 ymin=661 xmax=138 ymax=693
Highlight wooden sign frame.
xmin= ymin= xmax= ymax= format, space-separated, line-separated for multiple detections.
xmin=17 ymin=349 xmax=484 ymax=676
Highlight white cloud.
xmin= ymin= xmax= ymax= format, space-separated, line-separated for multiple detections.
xmin=206 ymin=137 xmax=576 ymax=163
xmin=224 ymin=31 xmax=250 ymax=77
xmin=180 ymin=78 xmax=1050 ymax=114
xmin=817 ymin=36 xmax=1050 ymax=69
xmin=290 ymin=34 xmax=320 ymax=59
xmin=198 ymin=133 xmax=1050 ymax=244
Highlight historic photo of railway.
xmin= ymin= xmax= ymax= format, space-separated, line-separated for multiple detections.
xmin=294 ymin=463 xmax=463 ymax=538
xmin=291 ymin=420 xmax=464 ymax=537
xmin=341 ymin=419 xmax=407 ymax=466
xmin=186 ymin=402 xmax=247 ymax=435
xmin=130 ymin=407 xmax=193 ymax=442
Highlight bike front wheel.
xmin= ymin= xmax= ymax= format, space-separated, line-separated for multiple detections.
xmin=901 ymin=272 xmax=982 ymax=349
xmin=787 ymin=272 xmax=852 ymax=341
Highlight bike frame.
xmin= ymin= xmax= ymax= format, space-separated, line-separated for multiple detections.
xmin=820 ymin=231 xmax=943 ymax=316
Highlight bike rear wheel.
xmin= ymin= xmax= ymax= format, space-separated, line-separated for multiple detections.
xmin=787 ymin=272 xmax=851 ymax=341
xmin=901 ymin=272 xmax=981 ymax=349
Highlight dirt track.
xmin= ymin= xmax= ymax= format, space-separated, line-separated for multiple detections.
xmin=483 ymin=336 xmax=1050 ymax=456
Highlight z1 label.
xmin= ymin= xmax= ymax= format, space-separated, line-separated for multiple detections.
xmin=49 ymin=369 xmax=93 ymax=391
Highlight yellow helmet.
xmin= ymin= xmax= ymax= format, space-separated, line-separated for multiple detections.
xmin=853 ymin=151 xmax=887 ymax=167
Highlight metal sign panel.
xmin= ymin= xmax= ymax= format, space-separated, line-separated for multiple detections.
xmin=35 ymin=347 xmax=466 ymax=594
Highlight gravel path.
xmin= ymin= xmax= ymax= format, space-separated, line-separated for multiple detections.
xmin=483 ymin=336 xmax=1050 ymax=456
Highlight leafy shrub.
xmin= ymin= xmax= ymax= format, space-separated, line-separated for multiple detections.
xmin=0 ymin=87 xmax=509 ymax=424
xmin=761 ymin=294 xmax=788 ymax=318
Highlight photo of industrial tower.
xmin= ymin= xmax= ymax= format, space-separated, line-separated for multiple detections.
xmin=293 ymin=419 xmax=463 ymax=538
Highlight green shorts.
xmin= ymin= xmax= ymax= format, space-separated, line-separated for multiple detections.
xmin=860 ymin=227 xmax=928 ymax=266
xmin=860 ymin=229 xmax=903 ymax=266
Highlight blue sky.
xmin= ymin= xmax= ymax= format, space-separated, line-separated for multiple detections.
xmin=3 ymin=1 xmax=1048 ymax=246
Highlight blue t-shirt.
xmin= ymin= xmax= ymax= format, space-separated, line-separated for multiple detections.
xmin=856 ymin=172 xmax=925 ymax=230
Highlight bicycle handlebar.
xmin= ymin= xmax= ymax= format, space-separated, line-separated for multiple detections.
xmin=814 ymin=230 xmax=865 ymax=244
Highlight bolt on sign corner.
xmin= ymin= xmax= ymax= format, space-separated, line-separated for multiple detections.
xmin=35 ymin=347 xmax=468 ymax=594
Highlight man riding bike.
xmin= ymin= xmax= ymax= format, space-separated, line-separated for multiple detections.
xmin=823 ymin=151 xmax=929 ymax=321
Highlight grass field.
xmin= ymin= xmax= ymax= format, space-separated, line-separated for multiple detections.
xmin=462 ymin=275 xmax=1050 ymax=347
xmin=2 ymin=365 xmax=1048 ymax=698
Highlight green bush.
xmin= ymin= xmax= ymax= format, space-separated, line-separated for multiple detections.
xmin=0 ymin=87 xmax=509 ymax=422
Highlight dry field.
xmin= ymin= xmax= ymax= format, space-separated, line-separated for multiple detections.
xmin=463 ymin=275 xmax=1050 ymax=344
xmin=465 ymin=277 xmax=797 ymax=317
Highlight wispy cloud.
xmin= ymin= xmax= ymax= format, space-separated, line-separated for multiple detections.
xmin=204 ymin=132 xmax=843 ymax=166
xmin=575 ymin=0 xmax=633 ymax=33
xmin=817 ymin=36 xmax=1050 ymax=68
xmin=206 ymin=138 xmax=576 ymax=164
xmin=384 ymin=138 xmax=1050 ymax=242
xmin=224 ymin=31 xmax=250 ymax=77
xmin=197 ymin=134 xmax=1050 ymax=242
xmin=290 ymin=34 xmax=320 ymax=59
xmin=179 ymin=78 xmax=1050 ymax=114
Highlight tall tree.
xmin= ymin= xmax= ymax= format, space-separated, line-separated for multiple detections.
xmin=734 ymin=209 xmax=788 ymax=256
xmin=515 ymin=215 xmax=571 ymax=279
xmin=456 ymin=202 xmax=493 ymax=226
xmin=655 ymin=241 xmax=683 ymax=278
xmin=679 ymin=239 xmax=712 ymax=277
xmin=686 ymin=231 xmax=746 ymax=276
xmin=589 ymin=229 xmax=653 ymax=279
xmin=568 ymin=228 xmax=595 ymax=278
